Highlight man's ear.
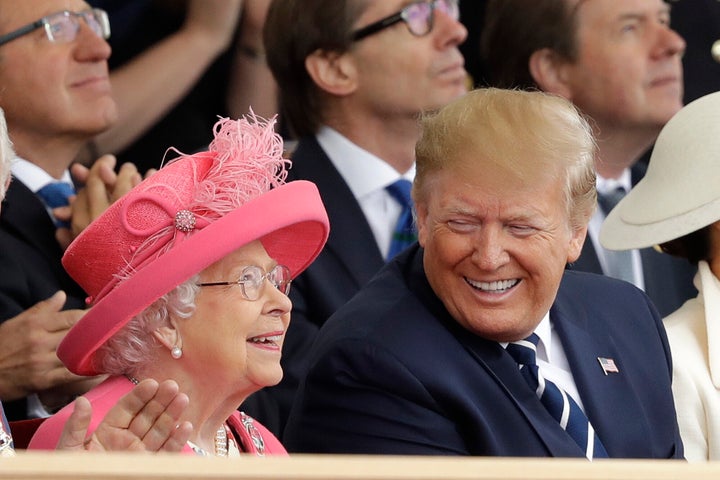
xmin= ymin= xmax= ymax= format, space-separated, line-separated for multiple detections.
xmin=529 ymin=48 xmax=573 ymax=99
xmin=305 ymin=48 xmax=358 ymax=96
xmin=566 ymin=224 xmax=588 ymax=264
xmin=415 ymin=200 xmax=428 ymax=248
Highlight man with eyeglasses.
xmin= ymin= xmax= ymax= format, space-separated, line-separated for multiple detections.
xmin=0 ymin=106 xmax=193 ymax=455
xmin=0 ymin=1 xmax=147 ymax=423
xmin=0 ymin=0 xmax=248 ymax=428
xmin=238 ymin=0 xmax=467 ymax=438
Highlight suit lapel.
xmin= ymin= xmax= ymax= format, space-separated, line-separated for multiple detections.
xmin=455 ymin=329 xmax=586 ymax=457
xmin=1 ymin=178 xmax=63 ymax=262
xmin=405 ymin=249 xmax=586 ymax=457
xmin=289 ymin=137 xmax=385 ymax=286
xmin=551 ymin=283 xmax=652 ymax=457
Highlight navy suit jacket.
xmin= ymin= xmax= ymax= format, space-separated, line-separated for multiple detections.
xmin=242 ymin=136 xmax=386 ymax=434
xmin=284 ymin=245 xmax=683 ymax=458
xmin=570 ymin=163 xmax=697 ymax=317
xmin=0 ymin=178 xmax=86 ymax=420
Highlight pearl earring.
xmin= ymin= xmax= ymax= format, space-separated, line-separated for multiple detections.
xmin=171 ymin=345 xmax=183 ymax=359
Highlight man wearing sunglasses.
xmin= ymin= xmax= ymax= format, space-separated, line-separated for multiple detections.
xmin=239 ymin=0 xmax=467 ymax=437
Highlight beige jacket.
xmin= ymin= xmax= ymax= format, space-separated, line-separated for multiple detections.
xmin=664 ymin=261 xmax=720 ymax=461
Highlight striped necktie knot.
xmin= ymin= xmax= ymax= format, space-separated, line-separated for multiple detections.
xmin=506 ymin=333 xmax=540 ymax=367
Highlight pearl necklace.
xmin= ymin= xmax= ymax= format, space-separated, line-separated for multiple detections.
xmin=125 ymin=375 xmax=234 ymax=457
xmin=186 ymin=426 xmax=228 ymax=457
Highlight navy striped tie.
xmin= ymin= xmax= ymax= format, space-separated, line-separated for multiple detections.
xmin=386 ymin=179 xmax=417 ymax=260
xmin=506 ymin=334 xmax=608 ymax=459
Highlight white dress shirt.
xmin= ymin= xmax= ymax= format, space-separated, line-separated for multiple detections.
xmin=316 ymin=126 xmax=415 ymax=259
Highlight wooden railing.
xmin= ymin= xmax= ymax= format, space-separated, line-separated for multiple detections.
xmin=3 ymin=452 xmax=720 ymax=480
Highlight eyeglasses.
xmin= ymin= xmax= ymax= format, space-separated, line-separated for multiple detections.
xmin=352 ymin=0 xmax=459 ymax=42
xmin=0 ymin=9 xmax=110 ymax=48
xmin=196 ymin=265 xmax=292 ymax=301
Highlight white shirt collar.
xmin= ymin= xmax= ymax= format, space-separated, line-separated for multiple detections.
xmin=533 ymin=312 xmax=553 ymax=363
xmin=316 ymin=126 xmax=415 ymax=199
xmin=499 ymin=311 xmax=552 ymax=360
xmin=11 ymin=157 xmax=73 ymax=193
xmin=596 ymin=168 xmax=632 ymax=196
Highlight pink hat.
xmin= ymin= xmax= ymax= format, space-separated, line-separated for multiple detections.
xmin=59 ymin=115 xmax=329 ymax=375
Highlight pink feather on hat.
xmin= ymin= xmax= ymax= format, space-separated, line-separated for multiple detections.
xmin=59 ymin=113 xmax=329 ymax=375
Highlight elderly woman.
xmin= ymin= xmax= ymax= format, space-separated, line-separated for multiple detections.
xmin=600 ymin=91 xmax=720 ymax=462
xmin=28 ymin=114 xmax=329 ymax=455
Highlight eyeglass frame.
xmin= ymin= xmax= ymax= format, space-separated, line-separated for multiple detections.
xmin=0 ymin=8 xmax=110 ymax=48
xmin=351 ymin=0 xmax=459 ymax=42
xmin=196 ymin=264 xmax=292 ymax=301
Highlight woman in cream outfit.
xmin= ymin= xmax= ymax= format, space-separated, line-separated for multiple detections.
xmin=601 ymin=91 xmax=720 ymax=462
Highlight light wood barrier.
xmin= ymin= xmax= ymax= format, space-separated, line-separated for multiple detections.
xmin=3 ymin=452 xmax=720 ymax=480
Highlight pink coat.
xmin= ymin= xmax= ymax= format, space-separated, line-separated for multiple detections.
xmin=28 ymin=376 xmax=286 ymax=455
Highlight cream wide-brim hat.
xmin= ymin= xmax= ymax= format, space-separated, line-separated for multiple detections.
xmin=600 ymin=91 xmax=720 ymax=251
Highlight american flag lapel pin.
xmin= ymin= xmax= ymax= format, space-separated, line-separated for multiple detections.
xmin=598 ymin=357 xmax=619 ymax=375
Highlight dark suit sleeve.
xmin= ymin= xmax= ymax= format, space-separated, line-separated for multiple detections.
xmin=646 ymin=292 xmax=685 ymax=460
xmin=0 ymin=184 xmax=88 ymax=421
xmin=283 ymin=338 xmax=470 ymax=455
xmin=0 ymin=232 xmax=85 ymax=319
xmin=627 ymin=289 xmax=684 ymax=459
xmin=555 ymin=273 xmax=685 ymax=459
xmin=0 ymin=229 xmax=75 ymax=320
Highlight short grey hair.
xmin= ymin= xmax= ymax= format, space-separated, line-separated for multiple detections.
xmin=93 ymin=276 xmax=200 ymax=375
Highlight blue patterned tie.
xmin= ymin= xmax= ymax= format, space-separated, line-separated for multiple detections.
xmin=386 ymin=179 xmax=417 ymax=260
xmin=37 ymin=181 xmax=75 ymax=228
xmin=506 ymin=334 xmax=608 ymax=459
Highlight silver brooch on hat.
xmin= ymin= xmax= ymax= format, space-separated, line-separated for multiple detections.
xmin=174 ymin=209 xmax=196 ymax=233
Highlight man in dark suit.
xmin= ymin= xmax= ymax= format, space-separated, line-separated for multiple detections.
xmin=242 ymin=0 xmax=469 ymax=435
xmin=0 ymin=107 xmax=193 ymax=454
xmin=480 ymin=0 xmax=697 ymax=317
xmin=0 ymin=0 xmax=142 ymax=421
xmin=283 ymin=88 xmax=683 ymax=459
